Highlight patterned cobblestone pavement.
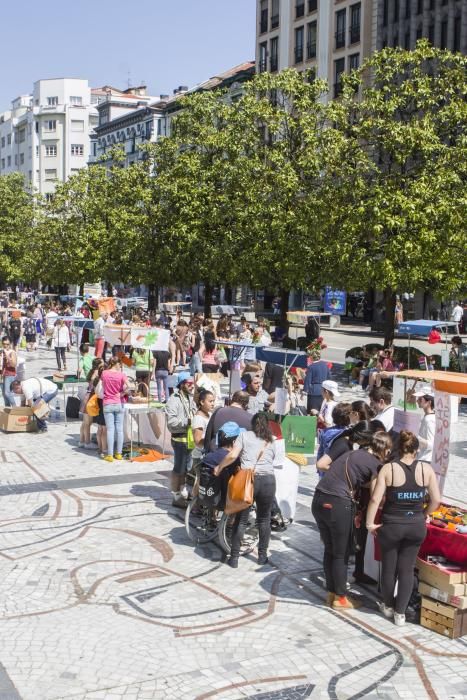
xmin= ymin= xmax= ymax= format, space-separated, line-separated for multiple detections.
xmin=0 ymin=348 xmax=466 ymax=699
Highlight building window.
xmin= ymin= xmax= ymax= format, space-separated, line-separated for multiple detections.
xmin=417 ymin=0 xmax=423 ymax=14
xmin=405 ymin=0 xmax=411 ymax=18
xmin=308 ymin=0 xmax=317 ymax=12
xmin=295 ymin=26 xmax=304 ymax=62
xmin=45 ymin=169 xmax=57 ymax=181
xmin=296 ymin=0 xmax=305 ymax=18
xmin=383 ymin=0 xmax=388 ymax=26
xmin=36 ymin=146 xmax=39 ymax=156
xmin=45 ymin=193 xmax=54 ymax=202
xmin=70 ymin=96 xmax=83 ymax=106
xmin=20 ymin=153 xmax=24 ymax=165
xmin=440 ymin=19 xmax=448 ymax=48
xmin=394 ymin=0 xmax=399 ymax=22
xmin=335 ymin=9 xmax=346 ymax=49
xmin=428 ymin=23 xmax=434 ymax=43
xmin=18 ymin=129 xmax=26 ymax=143
xmin=47 ymin=96 xmax=58 ymax=106
xmin=259 ymin=42 xmax=268 ymax=72
xmin=307 ymin=21 xmax=317 ymax=58
xmin=349 ymin=53 xmax=360 ymax=72
xmin=14 ymin=155 xmax=18 ymax=165
xmin=71 ymin=120 xmax=85 ymax=132
xmin=453 ymin=15 xmax=461 ymax=51
xmin=349 ymin=3 xmax=361 ymax=44
xmin=334 ymin=58 xmax=345 ymax=96
xmin=44 ymin=120 xmax=57 ymax=132
xmin=71 ymin=144 xmax=84 ymax=156
xmin=270 ymin=37 xmax=279 ymax=71
xmin=7 ymin=134 xmax=11 ymax=145
xmin=260 ymin=0 xmax=268 ymax=33
xmin=416 ymin=25 xmax=423 ymax=40
xmin=1 ymin=137 xmax=4 ymax=147
xmin=45 ymin=145 xmax=57 ymax=157
xmin=271 ymin=0 xmax=279 ymax=28
xmin=404 ymin=30 xmax=411 ymax=48
xmin=1 ymin=159 xmax=4 ymax=169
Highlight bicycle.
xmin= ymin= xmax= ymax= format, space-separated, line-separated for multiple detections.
xmin=185 ymin=465 xmax=259 ymax=556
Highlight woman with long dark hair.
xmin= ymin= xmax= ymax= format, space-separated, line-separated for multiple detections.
xmin=312 ymin=428 xmax=393 ymax=609
xmin=367 ymin=430 xmax=440 ymax=626
xmin=214 ymin=413 xmax=278 ymax=568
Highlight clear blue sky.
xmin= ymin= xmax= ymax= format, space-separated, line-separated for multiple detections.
xmin=0 ymin=0 xmax=256 ymax=109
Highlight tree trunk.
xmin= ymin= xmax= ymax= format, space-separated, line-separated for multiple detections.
xmin=203 ymin=281 xmax=213 ymax=319
xmin=79 ymin=283 xmax=84 ymax=296
xmin=383 ymin=288 xmax=396 ymax=346
xmin=107 ymin=281 xmax=113 ymax=297
xmin=279 ymin=288 xmax=290 ymax=332
xmin=147 ymin=283 xmax=158 ymax=311
xmin=224 ymin=284 xmax=233 ymax=305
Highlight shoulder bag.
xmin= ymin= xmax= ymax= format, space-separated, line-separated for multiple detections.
xmin=344 ymin=455 xmax=362 ymax=553
xmin=225 ymin=441 xmax=266 ymax=515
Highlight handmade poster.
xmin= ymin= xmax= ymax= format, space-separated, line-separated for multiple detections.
xmin=281 ymin=415 xmax=316 ymax=454
xmin=274 ymin=388 xmax=289 ymax=416
xmin=392 ymin=377 xmax=432 ymax=412
xmin=392 ymin=408 xmax=421 ymax=435
xmin=97 ymin=297 xmax=116 ymax=314
xmin=432 ymin=391 xmax=451 ymax=496
xmin=324 ymin=288 xmax=347 ymax=315
xmin=130 ymin=327 xmax=170 ymax=352
xmin=103 ymin=324 xmax=131 ymax=346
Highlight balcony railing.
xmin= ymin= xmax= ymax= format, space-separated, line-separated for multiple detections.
xmin=349 ymin=25 xmax=360 ymax=44
xmin=270 ymin=56 xmax=279 ymax=71
xmin=295 ymin=46 xmax=304 ymax=63
xmin=296 ymin=2 xmax=305 ymax=18
xmin=308 ymin=0 xmax=317 ymax=11
xmin=271 ymin=13 xmax=279 ymax=28
xmin=307 ymin=41 xmax=317 ymax=58
xmin=335 ymin=30 xmax=346 ymax=48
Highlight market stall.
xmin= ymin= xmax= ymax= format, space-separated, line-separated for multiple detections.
xmin=123 ymin=402 xmax=173 ymax=457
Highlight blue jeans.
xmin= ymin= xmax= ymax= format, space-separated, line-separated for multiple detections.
xmin=36 ymin=389 xmax=58 ymax=430
xmin=189 ymin=352 xmax=202 ymax=376
xmin=155 ymin=369 xmax=169 ymax=402
xmin=103 ymin=403 xmax=124 ymax=456
xmin=2 ymin=375 xmax=16 ymax=407
xmin=171 ymin=439 xmax=192 ymax=475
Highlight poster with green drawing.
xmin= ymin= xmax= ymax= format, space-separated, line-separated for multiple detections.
xmin=282 ymin=415 xmax=317 ymax=454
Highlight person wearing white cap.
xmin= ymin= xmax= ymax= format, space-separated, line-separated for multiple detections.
xmin=414 ymin=389 xmax=435 ymax=462
xmin=314 ymin=380 xmax=340 ymax=428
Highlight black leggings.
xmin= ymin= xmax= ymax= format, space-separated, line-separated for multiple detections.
xmin=55 ymin=347 xmax=66 ymax=369
xmin=378 ymin=518 xmax=426 ymax=614
xmin=312 ymin=491 xmax=352 ymax=596
xmin=230 ymin=473 xmax=276 ymax=558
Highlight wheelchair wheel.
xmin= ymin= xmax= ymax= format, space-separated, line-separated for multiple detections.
xmin=218 ymin=509 xmax=259 ymax=556
xmin=185 ymin=497 xmax=219 ymax=545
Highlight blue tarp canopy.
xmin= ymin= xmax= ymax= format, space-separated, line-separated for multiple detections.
xmin=397 ymin=320 xmax=458 ymax=337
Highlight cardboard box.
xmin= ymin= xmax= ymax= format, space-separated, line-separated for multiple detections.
xmin=421 ymin=596 xmax=467 ymax=639
xmin=419 ymin=581 xmax=467 ymax=610
xmin=417 ymin=557 xmax=467 ymax=593
xmin=0 ymin=407 xmax=37 ymax=433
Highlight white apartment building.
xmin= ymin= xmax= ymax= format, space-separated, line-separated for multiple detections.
xmin=0 ymin=78 xmax=101 ymax=196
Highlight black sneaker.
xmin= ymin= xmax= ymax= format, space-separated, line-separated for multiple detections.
xmin=227 ymin=557 xmax=239 ymax=568
xmin=257 ymin=555 xmax=269 ymax=566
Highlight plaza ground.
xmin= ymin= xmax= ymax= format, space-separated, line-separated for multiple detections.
xmin=0 ymin=340 xmax=466 ymax=700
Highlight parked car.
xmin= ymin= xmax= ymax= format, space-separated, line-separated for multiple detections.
xmin=122 ymin=297 xmax=148 ymax=311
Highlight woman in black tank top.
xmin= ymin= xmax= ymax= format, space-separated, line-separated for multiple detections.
xmin=366 ymin=431 xmax=440 ymax=626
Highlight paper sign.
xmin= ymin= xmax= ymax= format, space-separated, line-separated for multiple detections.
xmin=281 ymin=415 xmax=317 ymax=454
xmin=393 ymin=376 xmax=432 ymax=412
xmin=393 ymin=408 xmax=421 ymax=434
xmin=103 ymin=325 xmax=131 ymax=346
xmin=432 ymin=391 xmax=451 ymax=496
xmin=274 ymin=388 xmax=289 ymax=416
xmin=441 ymin=349 xmax=450 ymax=368
xmin=131 ymin=327 xmax=170 ymax=351
xmin=324 ymin=287 xmax=347 ymax=315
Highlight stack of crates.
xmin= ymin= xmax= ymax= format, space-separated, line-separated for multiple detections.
xmin=417 ymin=556 xmax=467 ymax=639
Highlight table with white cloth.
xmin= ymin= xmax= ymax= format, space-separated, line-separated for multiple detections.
xmin=123 ymin=403 xmax=173 ymax=456
xmin=273 ymin=438 xmax=300 ymax=520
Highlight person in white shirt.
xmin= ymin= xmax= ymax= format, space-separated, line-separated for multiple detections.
xmin=450 ymin=302 xmax=463 ymax=334
xmin=315 ymin=379 xmax=340 ymax=428
xmin=11 ymin=377 xmax=58 ymax=432
xmin=414 ymin=390 xmax=436 ymax=462
xmin=45 ymin=308 xmax=58 ymax=347
xmin=53 ymin=319 xmax=71 ymax=371
xmin=369 ymin=386 xmax=395 ymax=431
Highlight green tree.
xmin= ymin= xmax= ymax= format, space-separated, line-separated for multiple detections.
xmin=327 ymin=41 xmax=467 ymax=343
xmin=0 ymin=173 xmax=36 ymax=284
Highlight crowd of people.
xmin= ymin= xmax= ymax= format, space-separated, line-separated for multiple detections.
xmin=0 ymin=294 xmax=461 ymax=630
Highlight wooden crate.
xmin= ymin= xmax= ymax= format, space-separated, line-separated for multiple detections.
xmin=421 ymin=596 xmax=467 ymax=639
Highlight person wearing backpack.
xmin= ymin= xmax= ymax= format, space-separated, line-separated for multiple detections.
xmin=8 ymin=314 xmax=22 ymax=350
